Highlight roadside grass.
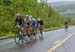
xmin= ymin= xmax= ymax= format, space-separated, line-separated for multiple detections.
xmin=44 ymin=26 xmax=64 ymax=31
xmin=0 ymin=25 xmax=74 ymax=39
xmin=0 ymin=26 xmax=64 ymax=39
xmin=0 ymin=32 xmax=15 ymax=39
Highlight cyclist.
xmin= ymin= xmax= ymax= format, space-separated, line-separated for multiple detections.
xmin=31 ymin=17 xmax=37 ymax=35
xmin=14 ymin=13 xmax=25 ymax=43
xmin=24 ymin=15 xmax=32 ymax=38
xmin=64 ymin=21 xmax=68 ymax=31
xmin=14 ymin=13 xmax=24 ymax=31
xmin=37 ymin=18 xmax=44 ymax=29
xmin=24 ymin=15 xmax=31 ymax=26
xmin=37 ymin=18 xmax=44 ymax=39
xmin=37 ymin=18 xmax=44 ymax=34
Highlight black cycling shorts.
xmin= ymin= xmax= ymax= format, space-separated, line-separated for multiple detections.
xmin=27 ymin=22 xmax=30 ymax=26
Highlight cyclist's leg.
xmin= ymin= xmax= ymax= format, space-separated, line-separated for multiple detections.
xmin=65 ymin=24 xmax=68 ymax=31
xmin=26 ymin=25 xmax=30 ymax=37
xmin=66 ymin=25 xmax=68 ymax=31
xmin=32 ymin=26 xmax=36 ymax=35
xmin=27 ymin=22 xmax=32 ymax=38
xmin=39 ymin=25 xmax=43 ymax=39
xmin=40 ymin=25 xmax=43 ymax=34
xmin=15 ymin=26 xmax=23 ymax=44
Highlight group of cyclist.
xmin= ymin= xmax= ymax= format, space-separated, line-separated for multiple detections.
xmin=14 ymin=13 xmax=44 ymax=38
xmin=14 ymin=13 xmax=69 ymax=44
xmin=14 ymin=13 xmax=69 ymax=34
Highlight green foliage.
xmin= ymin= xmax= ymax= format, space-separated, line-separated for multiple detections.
xmin=0 ymin=0 xmax=72 ymax=37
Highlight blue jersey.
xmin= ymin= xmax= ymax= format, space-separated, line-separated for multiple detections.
xmin=32 ymin=21 xmax=37 ymax=28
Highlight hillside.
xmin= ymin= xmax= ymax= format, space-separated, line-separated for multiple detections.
xmin=48 ymin=1 xmax=75 ymax=18
xmin=0 ymin=0 xmax=67 ymax=37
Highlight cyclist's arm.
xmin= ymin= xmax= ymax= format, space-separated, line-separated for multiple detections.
xmin=14 ymin=20 xmax=17 ymax=27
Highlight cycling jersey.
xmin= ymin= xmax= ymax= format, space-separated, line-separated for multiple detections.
xmin=15 ymin=17 xmax=24 ymax=26
xmin=32 ymin=20 xmax=37 ymax=28
xmin=24 ymin=18 xmax=31 ymax=26
xmin=37 ymin=20 xmax=43 ymax=26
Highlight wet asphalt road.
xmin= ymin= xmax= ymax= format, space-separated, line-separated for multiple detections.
xmin=0 ymin=26 xmax=75 ymax=52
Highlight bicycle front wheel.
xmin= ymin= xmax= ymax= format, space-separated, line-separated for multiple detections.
xmin=14 ymin=30 xmax=24 ymax=44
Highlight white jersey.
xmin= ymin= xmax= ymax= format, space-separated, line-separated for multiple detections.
xmin=24 ymin=17 xmax=32 ymax=26
xmin=24 ymin=15 xmax=37 ymax=26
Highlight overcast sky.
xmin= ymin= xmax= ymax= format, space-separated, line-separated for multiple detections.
xmin=47 ymin=0 xmax=75 ymax=2
xmin=37 ymin=0 xmax=75 ymax=3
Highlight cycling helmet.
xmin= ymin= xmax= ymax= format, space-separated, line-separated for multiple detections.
xmin=16 ymin=13 xmax=21 ymax=17
xmin=37 ymin=18 xmax=41 ymax=21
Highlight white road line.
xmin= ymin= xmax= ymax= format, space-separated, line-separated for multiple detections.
xmin=0 ymin=40 xmax=14 ymax=45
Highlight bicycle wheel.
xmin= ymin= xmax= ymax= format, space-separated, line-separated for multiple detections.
xmin=14 ymin=30 xmax=24 ymax=44
xmin=39 ymin=31 xmax=43 ymax=39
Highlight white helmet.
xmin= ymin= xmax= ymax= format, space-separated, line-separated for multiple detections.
xmin=38 ymin=18 xmax=41 ymax=21
xmin=16 ymin=13 xmax=21 ymax=17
